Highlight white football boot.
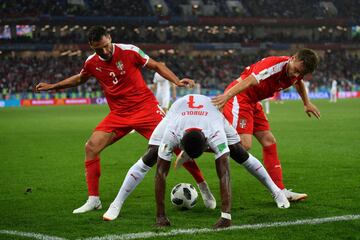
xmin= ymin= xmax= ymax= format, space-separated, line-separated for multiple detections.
xmin=273 ymin=190 xmax=290 ymax=209
xmin=103 ymin=202 xmax=121 ymax=221
xmin=72 ymin=196 xmax=102 ymax=214
xmin=282 ymin=188 xmax=308 ymax=202
xmin=198 ymin=181 xmax=216 ymax=209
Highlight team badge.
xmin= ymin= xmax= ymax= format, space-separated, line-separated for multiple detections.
xmin=116 ymin=61 xmax=124 ymax=71
xmin=239 ymin=119 xmax=247 ymax=129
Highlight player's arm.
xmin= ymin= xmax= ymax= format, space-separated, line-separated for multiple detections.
xmin=211 ymin=75 xmax=258 ymax=110
xmin=171 ymin=83 xmax=177 ymax=101
xmin=213 ymin=152 xmax=232 ymax=229
xmin=294 ymin=80 xmax=321 ymax=119
xmin=146 ymin=59 xmax=195 ymax=88
xmin=35 ymin=73 xmax=89 ymax=92
xmin=155 ymin=157 xmax=171 ymax=227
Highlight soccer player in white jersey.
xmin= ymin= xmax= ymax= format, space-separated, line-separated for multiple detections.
xmin=103 ymin=94 xmax=289 ymax=228
xmin=330 ymin=79 xmax=337 ymax=102
xmin=152 ymin=69 xmax=177 ymax=112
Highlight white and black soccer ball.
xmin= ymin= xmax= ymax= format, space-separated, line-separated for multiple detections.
xmin=170 ymin=183 xmax=198 ymax=209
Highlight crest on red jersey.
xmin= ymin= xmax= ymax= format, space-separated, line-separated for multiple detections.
xmin=116 ymin=61 xmax=124 ymax=71
xmin=239 ymin=119 xmax=247 ymax=129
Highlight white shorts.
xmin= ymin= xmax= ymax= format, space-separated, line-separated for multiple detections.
xmin=156 ymin=93 xmax=170 ymax=109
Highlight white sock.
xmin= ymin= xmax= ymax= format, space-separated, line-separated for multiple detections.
xmin=88 ymin=196 xmax=100 ymax=202
xmin=112 ymin=158 xmax=151 ymax=208
xmin=241 ymin=153 xmax=280 ymax=195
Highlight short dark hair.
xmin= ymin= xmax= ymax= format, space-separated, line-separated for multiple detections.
xmin=88 ymin=26 xmax=109 ymax=43
xmin=181 ymin=130 xmax=206 ymax=159
xmin=295 ymin=48 xmax=319 ymax=75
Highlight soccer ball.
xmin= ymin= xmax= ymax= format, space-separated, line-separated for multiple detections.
xmin=170 ymin=183 xmax=198 ymax=209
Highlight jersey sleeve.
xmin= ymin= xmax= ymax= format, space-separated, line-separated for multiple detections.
xmin=207 ymin=130 xmax=230 ymax=160
xmin=129 ymin=44 xmax=150 ymax=67
xmin=158 ymin=129 xmax=179 ymax=161
xmin=80 ymin=61 xmax=92 ymax=78
xmin=250 ymin=56 xmax=288 ymax=82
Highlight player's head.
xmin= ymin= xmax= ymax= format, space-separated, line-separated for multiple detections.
xmin=181 ymin=129 xmax=207 ymax=158
xmin=88 ymin=26 xmax=113 ymax=61
xmin=287 ymin=48 xmax=319 ymax=78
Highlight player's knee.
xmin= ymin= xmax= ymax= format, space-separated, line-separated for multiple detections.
xmin=263 ymin=134 xmax=276 ymax=146
xmin=85 ymin=140 xmax=100 ymax=156
xmin=241 ymin=141 xmax=252 ymax=151
xmin=142 ymin=145 xmax=159 ymax=167
xmin=229 ymin=143 xmax=249 ymax=164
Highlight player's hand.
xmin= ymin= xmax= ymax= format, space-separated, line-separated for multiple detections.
xmin=304 ymin=102 xmax=320 ymax=119
xmin=155 ymin=216 xmax=171 ymax=227
xmin=213 ymin=217 xmax=231 ymax=229
xmin=35 ymin=82 xmax=54 ymax=92
xmin=178 ymin=78 xmax=195 ymax=89
xmin=211 ymin=94 xmax=229 ymax=111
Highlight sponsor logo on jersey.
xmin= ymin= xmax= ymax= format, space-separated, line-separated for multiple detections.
xmin=181 ymin=110 xmax=208 ymax=116
xmin=217 ymin=143 xmax=226 ymax=153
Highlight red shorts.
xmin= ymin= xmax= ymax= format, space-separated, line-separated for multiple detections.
xmin=95 ymin=102 xmax=165 ymax=143
xmin=223 ymin=95 xmax=270 ymax=134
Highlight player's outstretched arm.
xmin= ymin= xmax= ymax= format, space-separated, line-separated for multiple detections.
xmin=294 ymin=80 xmax=321 ymax=119
xmin=35 ymin=73 xmax=89 ymax=92
xmin=155 ymin=157 xmax=171 ymax=227
xmin=213 ymin=153 xmax=232 ymax=229
xmin=146 ymin=59 xmax=195 ymax=88
xmin=212 ymin=75 xmax=257 ymax=110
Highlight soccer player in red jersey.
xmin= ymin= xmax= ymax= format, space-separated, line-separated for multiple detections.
xmin=212 ymin=49 xmax=321 ymax=201
xmin=35 ymin=26 xmax=214 ymax=214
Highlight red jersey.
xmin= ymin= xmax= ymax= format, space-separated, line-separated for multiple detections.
xmin=228 ymin=56 xmax=302 ymax=103
xmin=80 ymin=43 xmax=157 ymax=112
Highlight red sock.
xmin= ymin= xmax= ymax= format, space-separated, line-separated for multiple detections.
xmin=174 ymin=147 xmax=205 ymax=183
xmin=263 ymin=143 xmax=285 ymax=189
xmin=183 ymin=161 xmax=205 ymax=183
xmin=85 ymin=157 xmax=101 ymax=196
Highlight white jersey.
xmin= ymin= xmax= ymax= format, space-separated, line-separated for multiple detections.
xmin=153 ymin=73 xmax=171 ymax=108
xmin=331 ymin=80 xmax=337 ymax=91
xmin=149 ymin=94 xmax=240 ymax=161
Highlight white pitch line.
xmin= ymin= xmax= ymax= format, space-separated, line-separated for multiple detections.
xmin=1 ymin=215 xmax=359 ymax=240
xmin=84 ymin=214 xmax=360 ymax=240
xmin=0 ymin=229 xmax=67 ymax=240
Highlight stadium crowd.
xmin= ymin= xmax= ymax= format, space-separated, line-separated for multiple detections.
xmin=4 ymin=24 xmax=354 ymax=45
xmin=1 ymin=0 xmax=359 ymax=19
xmin=1 ymin=50 xmax=359 ymax=99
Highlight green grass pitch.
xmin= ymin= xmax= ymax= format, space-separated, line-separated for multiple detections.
xmin=0 ymin=99 xmax=359 ymax=240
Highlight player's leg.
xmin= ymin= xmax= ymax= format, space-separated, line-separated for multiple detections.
xmin=229 ymin=143 xmax=289 ymax=208
xmin=224 ymin=120 xmax=289 ymax=208
xmin=253 ymin=104 xmax=307 ymax=201
xmin=73 ymin=130 xmax=116 ymax=214
xmin=103 ymin=144 xmax=158 ymax=221
xmin=73 ymin=112 xmax=132 ymax=214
